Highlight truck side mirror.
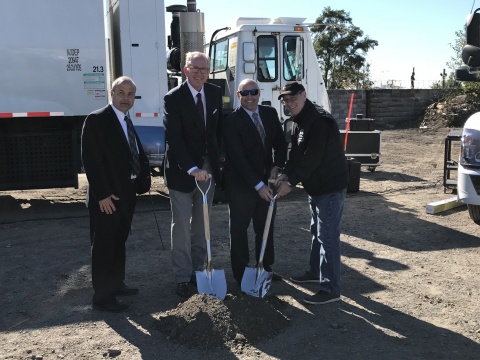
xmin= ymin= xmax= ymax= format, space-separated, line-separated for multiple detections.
xmin=455 ymin=65 xmax=480 ymax=82
xmin=462 ymin=45 xmax=480 ymax=67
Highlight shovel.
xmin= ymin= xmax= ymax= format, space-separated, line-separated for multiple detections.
xmin=241 ymin=191 xmax=278 ymax=298
xmin=195 ymin=176 xmax=227 ymax=300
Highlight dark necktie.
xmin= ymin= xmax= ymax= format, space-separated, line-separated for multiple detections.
xmin=252 ymin=112 xmax=266 ymax=144
xmin=196 ymin=93 xmax=205 ymax=127
xmin=124 ymin=114 xmax=141 ymax=177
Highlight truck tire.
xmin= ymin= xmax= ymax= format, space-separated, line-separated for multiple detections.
xmin=467 ymin=204 xmax=480 ymax=225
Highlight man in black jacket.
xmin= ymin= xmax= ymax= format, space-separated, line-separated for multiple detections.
xmin=276 ymin=82 xmax=348 ymax=305
xmin=82 ymin=76 xmax=150 ymax=312
xmin=223 ymin=79 xmax=287 ymax=285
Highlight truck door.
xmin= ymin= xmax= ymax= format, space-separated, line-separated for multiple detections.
xmin=117 ymin=0 xmax=168 ymax=167
xmin=256 ymin=33 xmax=305 ymax=144
xmin=256 ymin=33 xmax=305 ymax=105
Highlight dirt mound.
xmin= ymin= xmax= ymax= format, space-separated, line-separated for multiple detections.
xmin=154 ymin=293 xmax=290 ymax=351
xmin=420 ymin=93 xmax=478 ymax=128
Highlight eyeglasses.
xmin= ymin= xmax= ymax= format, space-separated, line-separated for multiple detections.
xmin=237 ymin=89 xmax=259 ymax=96
xmin=281 ymin=95 xmax=298 ymax=105
xmin=188 ymin=66 xmax=210 ymax=74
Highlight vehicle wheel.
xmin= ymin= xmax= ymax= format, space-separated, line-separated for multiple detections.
xmin=467 ymin=204 xmax=480 ymax=225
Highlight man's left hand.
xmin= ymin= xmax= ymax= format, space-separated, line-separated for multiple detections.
xmin=276 ymin=181 xmax=292 ymax=198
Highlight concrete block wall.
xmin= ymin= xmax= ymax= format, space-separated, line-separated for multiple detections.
xmin=327 ymin=89 xmax=446 ymax=129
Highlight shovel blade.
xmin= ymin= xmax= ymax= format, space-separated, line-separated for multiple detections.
xmin=241 ymin=267 xmax=273 ymax=298
xmin=195 ymin=268 xmax=227 ymax=300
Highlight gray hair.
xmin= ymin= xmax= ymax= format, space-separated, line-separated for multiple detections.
xmin=185 ymin=52 xmax=209 ymax=67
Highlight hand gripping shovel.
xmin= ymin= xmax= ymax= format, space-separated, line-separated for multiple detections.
xmin=241 ymin=192 xmax=277 ymax=298
xmin=195 ymin=176 xmax=227 ymax=300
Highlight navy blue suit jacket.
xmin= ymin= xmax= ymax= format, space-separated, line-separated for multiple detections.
xmin=223 ymin=105 xmax=287 ymax=190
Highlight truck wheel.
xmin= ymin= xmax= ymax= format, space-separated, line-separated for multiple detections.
xmin=467 ymin=204 xmax=480 ymax=225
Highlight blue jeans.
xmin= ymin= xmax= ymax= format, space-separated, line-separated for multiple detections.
xmin=308 ymin=189 xmax=346 ymax=295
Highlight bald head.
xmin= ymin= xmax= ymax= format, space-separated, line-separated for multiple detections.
xmin=237 ymin=79 xmax=260 ymax=112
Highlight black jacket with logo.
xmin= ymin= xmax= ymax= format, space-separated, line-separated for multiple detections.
xmin=283 ymin=99 xmax=348 ymax=196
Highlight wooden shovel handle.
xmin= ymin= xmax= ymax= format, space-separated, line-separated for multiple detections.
xmin=203 ymin=202 xmax=210 ymax=241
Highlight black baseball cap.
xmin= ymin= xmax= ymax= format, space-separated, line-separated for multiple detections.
xmin=278 ymin=82 xmax=305 ymax=100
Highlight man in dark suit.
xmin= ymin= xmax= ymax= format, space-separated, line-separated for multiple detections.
xmin=82 ymin=76 xmax=150 ymax=312
xmin=163 ymin=52 xmax=223 ymax=298
xmin=223 ymin=79 xmax=287 ymax=285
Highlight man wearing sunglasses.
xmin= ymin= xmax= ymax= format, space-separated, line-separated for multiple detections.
xmin=223 ymin=79 xmax=287 ymax=285
xmin=163 ymin=51 xmax=223 ymax=298
xmin=276 ymin=82 xmax=348 ymax=305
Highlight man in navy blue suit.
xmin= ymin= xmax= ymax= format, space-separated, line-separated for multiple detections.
xmin=223 ymin=79 xmax=287 ymax=285
xmin=82 ymin=76 xmax=150 ymax=312
xmin=163 ymin=52 xmax=223 ymax=298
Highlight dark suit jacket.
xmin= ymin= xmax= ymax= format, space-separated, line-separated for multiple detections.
xmin=81 ymin=104 xmax=149 ymax=205
xmin=223 ymin=105 xmax=287 ymax=190
xmin=163 ymin=81 xmax=223 ymax=192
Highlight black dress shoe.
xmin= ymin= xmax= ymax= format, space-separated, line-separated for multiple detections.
xmin=115 ymin=283 xmax=139 ymax=296
xmin=176 ymin=282 xmax=191 ymax=298
xmin=93 ymin=300 xmax=129 ymax=313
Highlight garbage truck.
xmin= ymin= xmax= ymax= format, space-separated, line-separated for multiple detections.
xmin=455 ymin=8 xmax=480 ymax=223
xmin=0 ymin=0 xmax=330 ymax=191
xmin=0 ymin=0 xmax=168 ymax=191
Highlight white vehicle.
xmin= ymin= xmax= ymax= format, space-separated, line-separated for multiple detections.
xmin=455 ymin=8 xmax=480 ymax=223
xmin=207 ymin=16 xmax=330 ymax=140
xmin=0 ymin=0 xmax=168 ymax=191
xmin=0 ymin=0 xmax=330 ymax=191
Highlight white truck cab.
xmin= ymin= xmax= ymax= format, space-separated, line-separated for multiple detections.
xmin=207 ymin=17 xmax=330 ymax=140
xmin=455 ymin=8 xmax=480 ymax=223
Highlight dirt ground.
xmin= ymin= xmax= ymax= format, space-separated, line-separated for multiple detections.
xmin=1 ymin=127 xmax=480 ymax=360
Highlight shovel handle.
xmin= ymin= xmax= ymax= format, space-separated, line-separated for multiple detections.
xmin=203 ymin=202 xmax=210 ymax=242
xmin=258 ymin=195 xmax=277 ymax=266
xmin=196 ymin=177 xmax=213 ymax=271
xmin=261 ymin=201 xmax=275 ymax=241
xmin=195 ymin=175 xmax=212 ymax=198
xmin=195 ymin=176 xmax=212 ymax=243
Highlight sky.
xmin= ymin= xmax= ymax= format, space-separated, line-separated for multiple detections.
xmin=164 ymin=0 xmax=477 ymax=88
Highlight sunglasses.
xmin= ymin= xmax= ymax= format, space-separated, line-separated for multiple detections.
xmin=238 ymin=89 xmax=259 ymax=96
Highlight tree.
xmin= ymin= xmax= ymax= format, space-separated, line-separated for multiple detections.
xmin=311 ymin=7 xmax=378 ymax=89
xmin=431 ymin=27 xmax=480 ymax=92
xmin=447 ymin=29 xmax=466 ymax=73
xmin=431 ymin=28 xmax=465 ymax=89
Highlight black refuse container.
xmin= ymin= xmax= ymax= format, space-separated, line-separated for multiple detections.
xmin=346 ymin=157 xmax=361 ymax=193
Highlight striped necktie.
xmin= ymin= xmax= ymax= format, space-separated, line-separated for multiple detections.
xmin=196 ymin=93 xmax=205 ymax=127
xmin=124 ymin=114 xmax=141 ymax=177
xmin=252 ymin=112 xmax=265 ymax=144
